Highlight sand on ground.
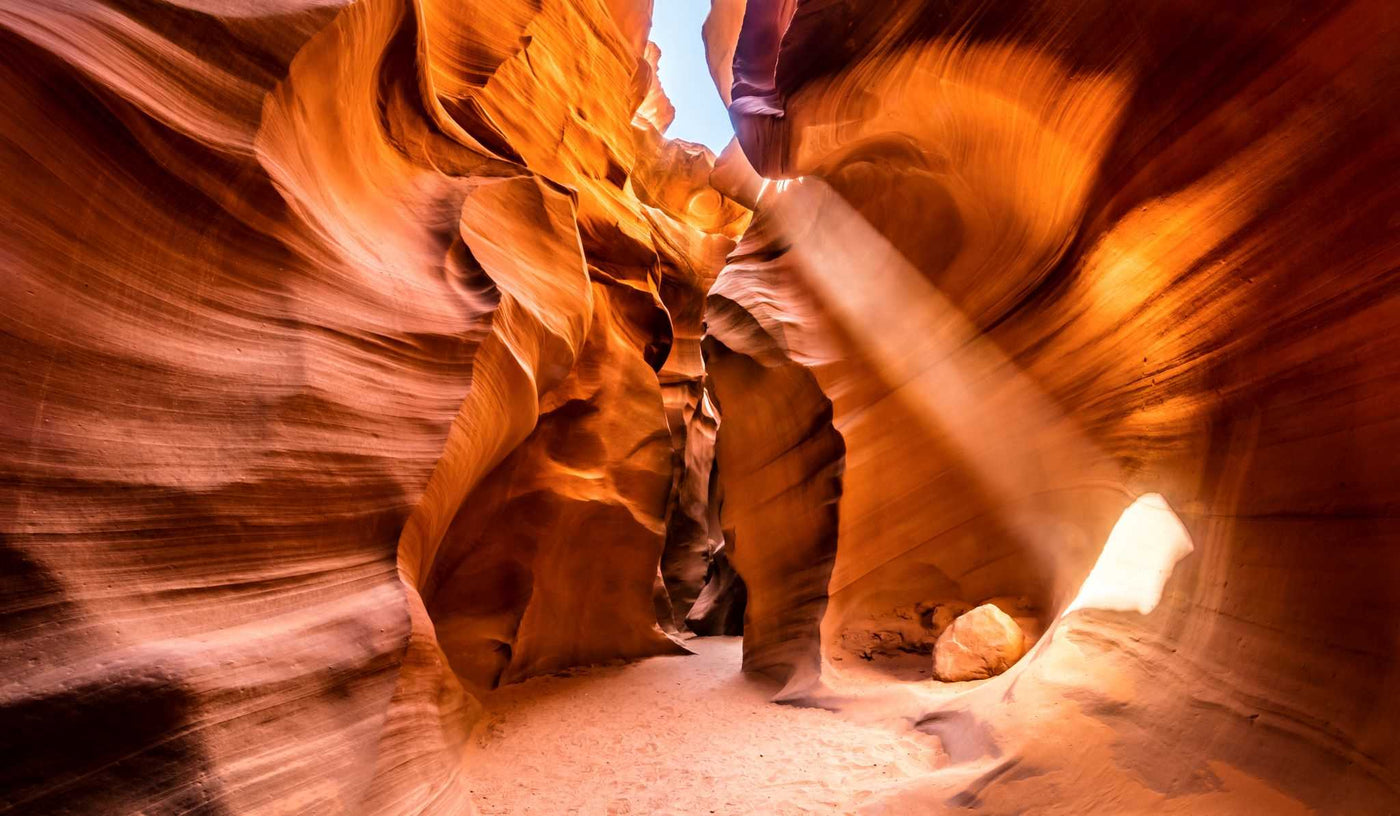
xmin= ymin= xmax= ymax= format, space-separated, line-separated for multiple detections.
xmin=464 ymin=637 xmax=944 ymax=816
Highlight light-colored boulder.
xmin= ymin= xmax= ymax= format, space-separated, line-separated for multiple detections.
xmin=933 ymin=604 xmax=1028 ymax=681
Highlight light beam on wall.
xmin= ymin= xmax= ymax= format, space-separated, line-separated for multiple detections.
xmin=1063 ymin=493 xmax=1194 ymax=617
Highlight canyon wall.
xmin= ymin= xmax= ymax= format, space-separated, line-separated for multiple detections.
xmin=0 ymin=0 xmax=741 ymax=813
xmin=3 ymin=0 xmax=1398 ymax=813
xmin=704 ymin=0 xmax=1400 ymax=811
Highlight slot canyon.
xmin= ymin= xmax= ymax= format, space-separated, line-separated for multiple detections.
xmin=1 ymin=0 xmax=1397 ymax=813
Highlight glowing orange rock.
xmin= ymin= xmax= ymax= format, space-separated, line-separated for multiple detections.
xmin=932 ymin=604 xmax=1028 ymax=682
xmin=0 ymin=0 xmax=743 ymax=812
xmin=705 ymin=0 xmax=1400 ymax=811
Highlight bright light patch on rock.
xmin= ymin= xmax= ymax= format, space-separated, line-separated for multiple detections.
xmin=1063 ymin=493 xmax=1194 ymax=617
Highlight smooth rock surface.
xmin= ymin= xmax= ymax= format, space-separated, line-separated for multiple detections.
xmin=932 ymin=604 xmax=1028 ymax=682
xmin=3 ymin=0 xmax=1399 ymax=813
xmin=0 ymin=0 xmax=742 ymax=812
xmin=684 ymin=541 xmax=747 ymax=637
xmin=704 ymin=0 xmax=1400 ymax=811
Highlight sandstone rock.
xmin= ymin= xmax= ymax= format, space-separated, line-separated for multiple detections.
xmin=3 ymin=0 xmax=1399 ymax=812
xmin=0 ymin=0 xmax=744 ymax=810
xmin=838 ymin=600 xmax=970 ymax=659
xmin=684 ymin=541 xmax=748 ymax=637
xmin=933 ymin=604 xmax=1028 ymax=682
xmin=703 ymin=0 xmax=1400 ymax=808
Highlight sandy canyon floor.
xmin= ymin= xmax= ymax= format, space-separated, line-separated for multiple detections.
xmin=464 ymin=637 xmax=944 ymax=815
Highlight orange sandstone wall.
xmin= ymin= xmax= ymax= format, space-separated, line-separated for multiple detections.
xmin=705 ymin=0 xmax=1400 ymax=810
xmin=0 ymin=0 xmax=741 ymax=813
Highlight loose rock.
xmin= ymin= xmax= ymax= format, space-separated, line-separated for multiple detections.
xmin=933 ymin=603 xmax=1028 ymax=681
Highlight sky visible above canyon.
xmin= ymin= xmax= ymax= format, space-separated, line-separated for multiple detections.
xmin=651 ymin=2 xmax=734 ymax=151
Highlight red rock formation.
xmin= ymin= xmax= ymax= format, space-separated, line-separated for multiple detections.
xmin=706 ymin=0 xmax=1400 ymax=810
xmin=633 ymin=136 xmax=748 ymax=629
xmin=2 ymin=0 xmax=1397 ymax=812
xmin=932 ymin=603 xmax=1027 ymax=682
xmin=0 ymin=0 xmax=742 ymax=812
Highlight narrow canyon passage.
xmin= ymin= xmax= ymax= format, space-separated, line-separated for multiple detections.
xmin=465 ymin=638 xmax=943 ymax=816
xmin=2 ymin=0 xmax=1398 ymax=814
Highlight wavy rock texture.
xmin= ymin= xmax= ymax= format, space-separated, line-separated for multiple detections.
xmin=705 ymin=0 xmax=1399 ymax=811
xmin=635 ymin=137 xmax=748 ymax=629
xmin=0 ymin=0 xmax=742 ymax=813
xmin=3 ymin=0 xmax=1398 ymax=813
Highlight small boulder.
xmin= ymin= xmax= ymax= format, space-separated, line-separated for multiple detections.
xmin=933 ymin=603 xmax=1027 ymax=681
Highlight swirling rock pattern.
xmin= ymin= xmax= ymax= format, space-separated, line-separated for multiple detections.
xmin=0 ymin=0 xmax=741 ymax=813
xmin=2 ymin=0 xmax=1398 ymax=813
xmin=706 ymin=0 xmax=1400 ymax=811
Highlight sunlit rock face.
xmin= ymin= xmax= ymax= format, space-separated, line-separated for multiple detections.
xmin=706 ymin=0 xmax=1400 ymax=810
xmin=0 ymin=0 xmax=742 ymax=812
xmin=932 ymin=604 xmax=1027 ymax=682
xmin=3 ymin=0 xmax=1397 ymax=811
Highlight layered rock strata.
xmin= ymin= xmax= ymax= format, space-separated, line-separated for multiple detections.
xmin=2 ymin=0 xmax=1398 ymax=813
xmin=703 ymin=0 xmax=1400 ymax=810
xmin=0 ymin=1 xmax=741 ymax=813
